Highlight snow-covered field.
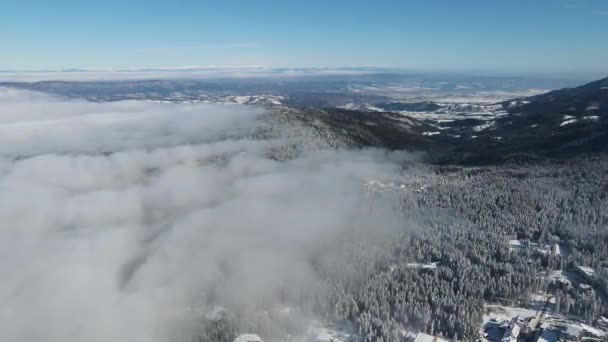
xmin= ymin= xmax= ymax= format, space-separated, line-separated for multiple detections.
xmin=483 ymin=305 xmax=540 ymax=325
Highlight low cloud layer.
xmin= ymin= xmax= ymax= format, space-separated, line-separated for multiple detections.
xmin=0 ymin=88 xmax=412 ymax=342
xmin=0 ymin=67 xmax=376 ymax=82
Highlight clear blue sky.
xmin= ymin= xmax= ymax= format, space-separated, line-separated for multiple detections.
xmin=1 ymin=0 xmax=607 ymax=76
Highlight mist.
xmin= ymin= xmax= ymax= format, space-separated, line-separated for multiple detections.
xmin=0 ymin=67 xmax=375 ymax=82
xmin=0 ymin=88 xmax=415 ymax=342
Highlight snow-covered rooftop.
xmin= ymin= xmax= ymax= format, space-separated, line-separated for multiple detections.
xmin=576 ymin=265 xmax=595 ymax=278
xmin=581 ymin=323 xmax=605 ymax=337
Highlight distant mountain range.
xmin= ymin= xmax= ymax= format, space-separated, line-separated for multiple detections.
xmin=450 ymin=76 xmax=608 ymax=163
xmin=0 ymin=75 xmax=606 ymax=164
xmin=276 ymin=76 xmax=608 ymax=164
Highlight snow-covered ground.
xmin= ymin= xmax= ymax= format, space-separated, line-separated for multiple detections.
xmin=474 ymin=121 xmax=495 ymax=132
xmin=144 ymin=94 xmax=285 ymax=106
xmin=304 ymin=321 xmax=358 ymax=342
xmin=483 ymin=305 xmax=539 ymax=325
xmin=391 ymin=108 xmax=506 ymax=123
xmin=560 ymin=116 xmax=578 ymax=126
xmin=349 ymin=84 xmax=546 ymax=103
xmin=583 ymin=115 xmax=599 ymax=120
xmin=406 ymin=262 xmax=439 ymax=270
xmin=338 ymin=100 xmax=510 ymax=124
xmin=364 ymin=179 xmax=407 ymax=192
xmin=234 ymin=334 xmax=264 ymax=342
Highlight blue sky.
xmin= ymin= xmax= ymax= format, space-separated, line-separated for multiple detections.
xmin=1 ymin=0 xmax=607 ymax=76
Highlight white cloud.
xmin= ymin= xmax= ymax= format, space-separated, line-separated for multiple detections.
xmin=0 ymin=67 xmax=377 ymax=82
xmin=0 ymin=88 xmax=262 ymax=158
xmin=0 ymin=88 xmax=413 ymax=342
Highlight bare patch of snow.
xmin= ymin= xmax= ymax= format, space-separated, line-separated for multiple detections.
xmin=406 ymin=262 xmax=438 ymax=270
xmin=305 ymin=321 xmax=357 ymax=342
xmin=414 ymin=332 xmax=449 ymax=342
xmin=474 ymin=121 xmax=495 ymax=132
xmin=337 ymin=103 xmax=358 ymax=110
xmin=483 ymin=305 xmax=538 ymax=325
xmin=234 ymin=334 xmax=263 ymax=342
xmin=232 ymin=96 xmax=252 ymax=104
xmin=560 ymin=119 xmax=578 ymax=126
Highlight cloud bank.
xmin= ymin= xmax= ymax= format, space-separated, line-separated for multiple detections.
xmin=0 ymin=67 xmax=380 ymax=82
xmin=0 ymin=88 xmax=412 ymax=342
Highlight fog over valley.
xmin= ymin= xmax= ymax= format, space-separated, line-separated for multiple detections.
xmin=1 ymin=73 xmax=608 ymax=342
xmin=0 ymin=88 xmax=417 ymax=342
xmin=2 ymin=1 xmax=608 ymax=340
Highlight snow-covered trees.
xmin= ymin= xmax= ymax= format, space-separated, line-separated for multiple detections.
xmin=198 ymin=156 xmax=608 ymax=342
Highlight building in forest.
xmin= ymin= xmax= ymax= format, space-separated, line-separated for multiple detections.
xmin=501 ymin=317 xmax=521 ymax=342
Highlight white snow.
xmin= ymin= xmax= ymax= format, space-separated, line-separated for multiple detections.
xmin=337 ymin=103 xmax=358 ymax=110
xmin=529 ymin=293 xmax=553 ymax=304
xmin=305 ymin=321 xmax=356 ymax=342
xmin=560 ymin=119 xmax=577 ymax=126
xmin=509 ymin=240 xmax=523 ymax=251
xmin=422 ymin=131 xmax=440 ymax=136
xmin=553 ymin=243 xmax=561 ymax=256
xmin=583 ymin=115 xmax=599 ymax=120
xmin=234 ymin=334 xmax=263 ymax=342
xmin=577 ymin=265 xmax=595 ymax=278
xmin=406 ymin=262 xmax=438 ymax=270
xmin=548 ymin=270 xmax=573 ymax=285
xmin=474 ymin=121 xmax=495 ymax=132
xmin=580 ymin=323 xmax=605 ymax=337
xmin=232 ymin=96 xmax=251 ymax=104
xmin=312 ymin=329 xmax=334 ymax=342
xmin=364 ymin=179 xmax=404 ymax=191
xmin=483 ymin=305 xmax=538 ymax=325
xmin=413 ymin=333 xmax=448 ymax=342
